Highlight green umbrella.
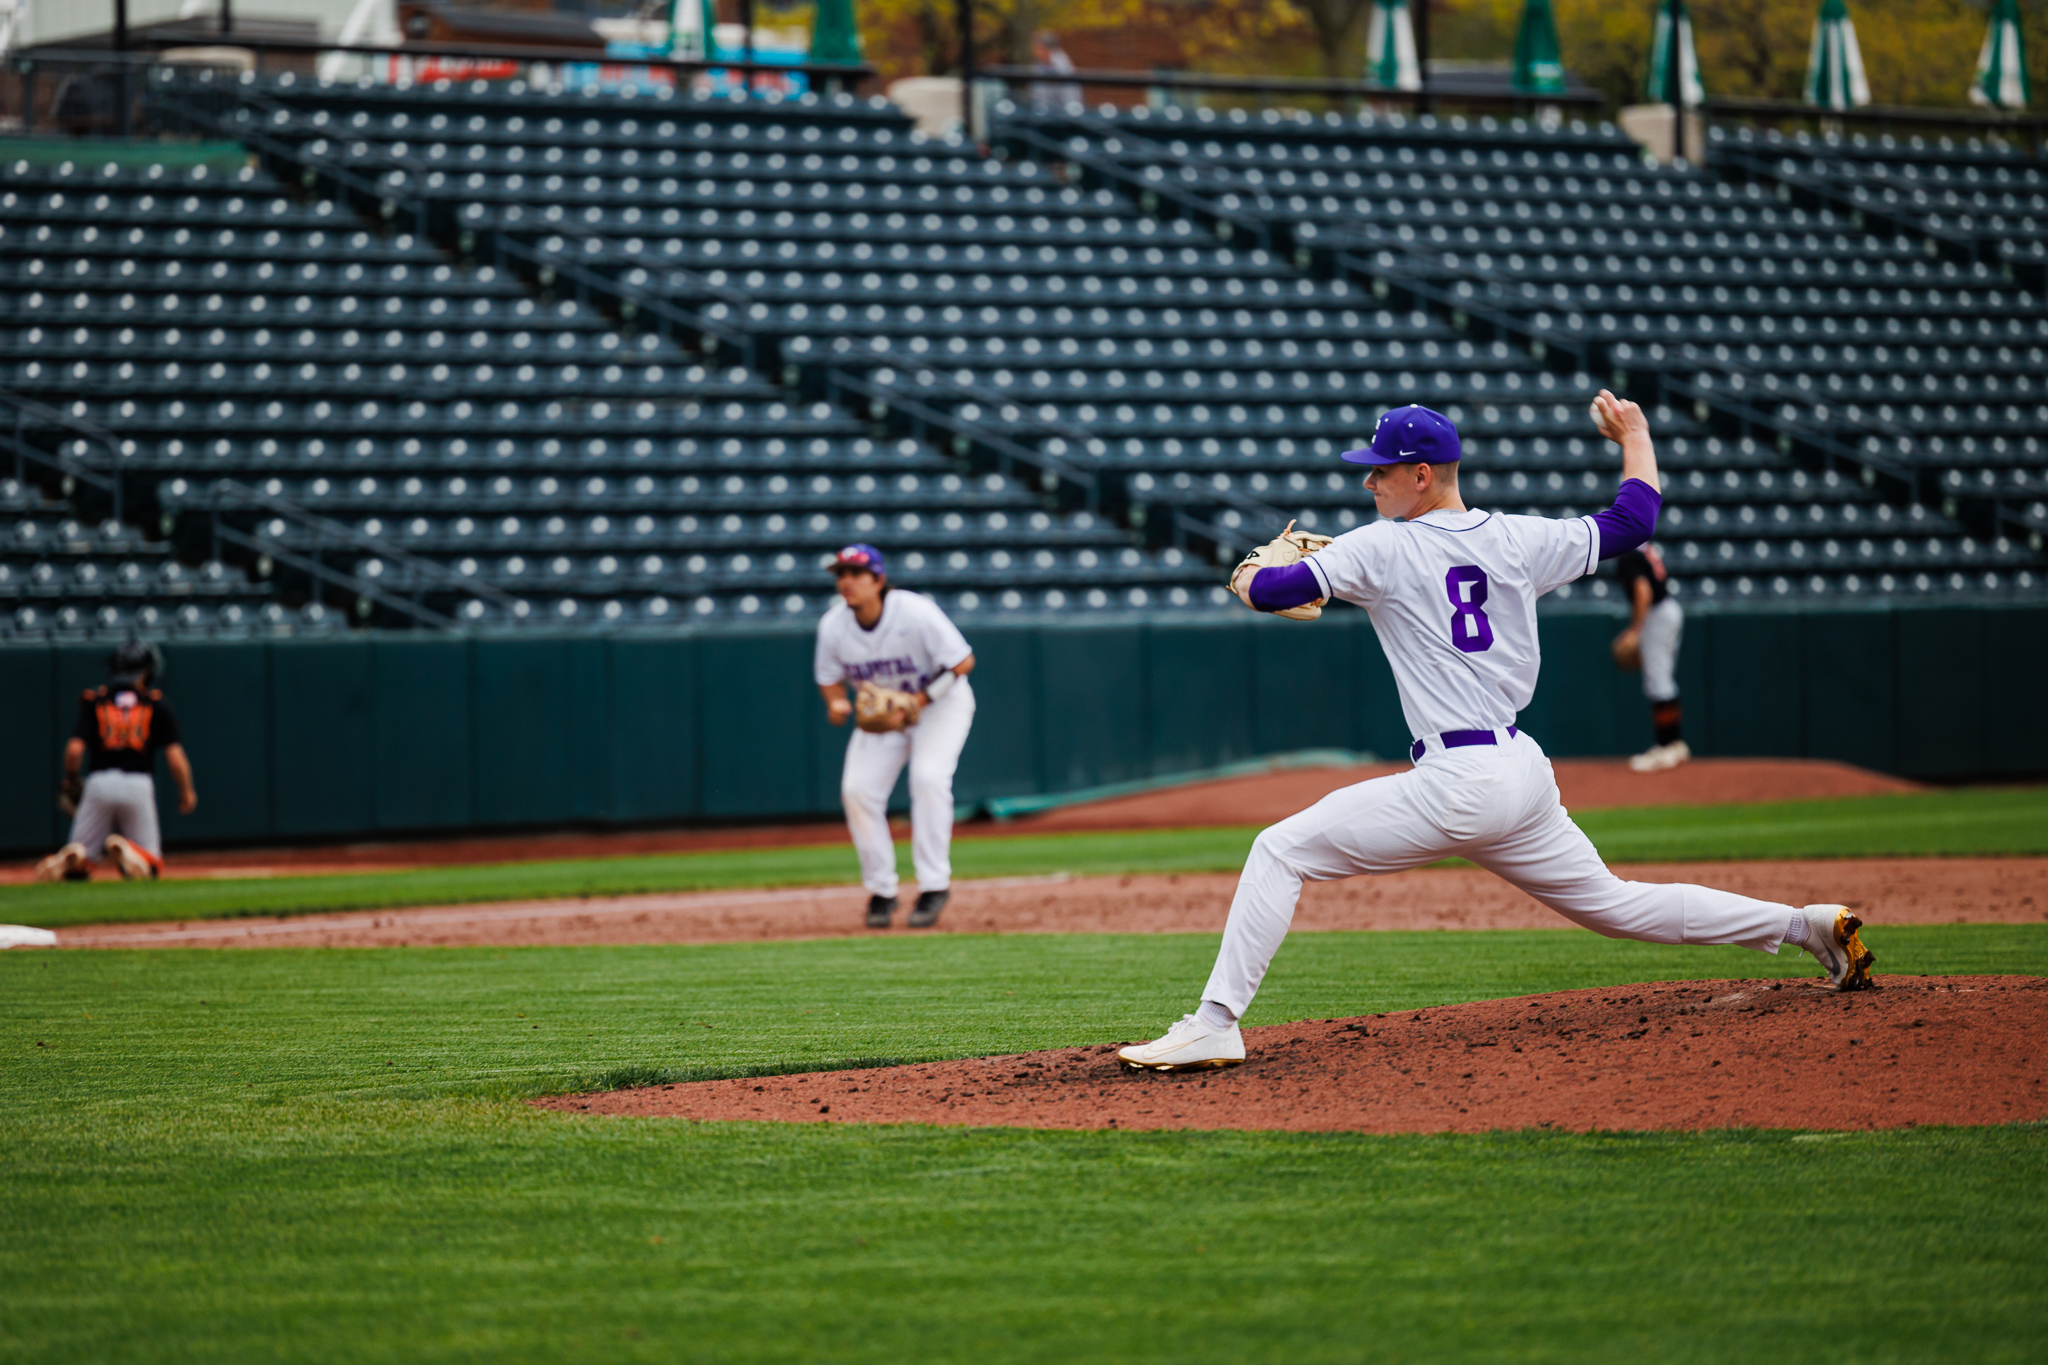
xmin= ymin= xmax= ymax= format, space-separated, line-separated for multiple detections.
xmin=666 ymin=0 xmax=715 ymax=59
xmin=1365 ymin=0 xmax=1421 ymax=92
xmin=1642 ymin=0 xmax=1704 ymax=106
xmin=809 ymin=0 xmax=862 ymax=65
xmin=1970 ymin=0 xmax=2030 ymax=110
xmin=1512 ymin=0 xmax=1567 ymax=95
xmin=667 ymin=0 xmax=700 ymax=58
xmin=1803 ymin=0 xmax=1870 ymax=110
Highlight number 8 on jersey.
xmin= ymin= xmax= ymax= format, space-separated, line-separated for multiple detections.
xmin=1446 ymin=566 xmax=1493 ymax=654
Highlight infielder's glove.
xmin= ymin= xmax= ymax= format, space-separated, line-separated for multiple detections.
xmin=1228 ymin=520 xmax=1335 ymax=621
xmin=57 ymin=774 xmax=82 ymax=816
xmin=1611 ymin=631 xmax=1642 ymax=672
xmin=854 ymin=681 xmax=922 ymax=733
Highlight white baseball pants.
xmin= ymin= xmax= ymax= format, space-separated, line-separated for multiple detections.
xmin=1639 ymin=597 xmax=1684 ymax=704
xmin=840 ymin=681 xmax=975 ymax=898
xmin=68 ymin=771 xmax=162 ymax=859
xmin=1202 ymin=729 xmax=1795 ymax=1016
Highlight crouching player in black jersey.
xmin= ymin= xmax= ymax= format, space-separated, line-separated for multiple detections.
xmin=35 ymin=643 xmax=198 ymax=882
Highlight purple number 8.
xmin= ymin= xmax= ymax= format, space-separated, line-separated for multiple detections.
xmin=1445 ymin=566 xmax=1494 ymax=653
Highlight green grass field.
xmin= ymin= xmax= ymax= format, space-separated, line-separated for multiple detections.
xmin=7 ymin=786 xmax=2046 ymax=929
xmin=5 ymin=926 xmax=2046 ymax=1362
xmin=9 ymin=785 xmax=2046 ymax=1360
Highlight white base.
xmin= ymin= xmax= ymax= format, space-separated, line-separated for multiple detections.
xmin=0 ymin=924 xmax=58 ymax=949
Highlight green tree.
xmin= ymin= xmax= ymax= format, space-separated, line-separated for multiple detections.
xmin=1439 ymin=0 xmax=2048 ymax=110
xmin=860 ymin=0 xmax=1166 ymax=71
xmin=1291 ymin=0 xmax=1377 ymax=78
xmin=856 ymin=0 xmax=2048 ymax=111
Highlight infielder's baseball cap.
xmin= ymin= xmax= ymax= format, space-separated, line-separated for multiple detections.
xmin=1341 ymin=405 xmax=1462 ymax=466
xmin=830 ymin=543 xmax=886 ymax=576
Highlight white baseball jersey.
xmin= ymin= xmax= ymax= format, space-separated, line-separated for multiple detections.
xmin=1301 ymin=508 xmax=1598 ymax=739
xmin=818 ymin=588 xmax=976 ymax=899
xmin=813 ymin=589 xmax=972 ymax=693
xmin=1195 ymin=501 xmax=1812 ymax=1027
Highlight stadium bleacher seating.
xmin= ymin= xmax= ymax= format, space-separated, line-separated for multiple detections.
xmin=2 ymin=70 xmax=2042 ymax=638
xmin=0 ymin=476 xmax=295 ymax=637
xmin=0 ymin=143 xmax=1204 ymax=633
xmin=1000 ymin=99 xmax=2047 ymax=599
xmin=200 ymin=77 xmax=1647 ymax=571
xmin=1711 ymin=123 xmax=2048 ymax=277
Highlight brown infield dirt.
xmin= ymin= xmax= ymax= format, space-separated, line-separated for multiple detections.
xmin=538 ymin=975 xmax=2048 ymax=1134
xmin=55 ymin=856 xmax=2048 ymax=949
xmin=0 ymin=757 xmax=1921 ymax=883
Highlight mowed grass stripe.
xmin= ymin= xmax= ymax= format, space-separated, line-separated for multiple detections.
xmin=3 ymin=927 xmax=2045 ymax=1364
xmin=6 ymin=926 xmax=2043 ymax=1104
xmin=6 ymin=1119 xmax=2043 ymax=1364
xmin=5 ymin=786 xmax=2044 ymax=930
xmin=1577 ymin=785 xmax=2048 ymax=862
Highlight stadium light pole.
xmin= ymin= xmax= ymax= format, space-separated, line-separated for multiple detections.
xmin=114 ymin=0 xmax=131 ymax=138
xmin=1414 ymin=0 xmax=1430 ymax=115
xmin=1667 ymin=0 xmax=1684 ymax=163
xmin=958 ymin=0 xmax=974 ymax=142
xmin=739 ymin=0 xmax=754 ymax=91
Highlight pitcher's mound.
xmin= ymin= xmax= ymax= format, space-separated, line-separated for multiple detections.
xmin=541 ymin=976 xmax=2048 ymax=1134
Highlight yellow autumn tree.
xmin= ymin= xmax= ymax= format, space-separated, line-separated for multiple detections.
xmin=1438 ymin=0 xmax=2048 ymax=110
xmin=855 ymin=0 xmax=2048 ymax=110
xmin=855 ymin=0 xmax=1341 ymax=85
xmin=857 ymin=0 xmax=1166 ymax=75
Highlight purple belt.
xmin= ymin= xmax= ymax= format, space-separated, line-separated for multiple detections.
xmin=1410 ymin=726 xmax=1519 ymax=763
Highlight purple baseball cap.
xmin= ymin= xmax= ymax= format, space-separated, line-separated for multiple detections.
xmin=830 ymin=543 xmax=886 ymax=576
xmin=1341 ymin=405 xmax=1462 ymax=466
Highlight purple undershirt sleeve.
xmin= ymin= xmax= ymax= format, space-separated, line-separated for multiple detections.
xmin=1592 ymin=478 xmax=1662 ymax=560
xmin=1247 ymin=561 xmax=1324 ymax=611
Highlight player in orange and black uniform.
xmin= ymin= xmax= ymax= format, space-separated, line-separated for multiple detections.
xmin=35 ymin=643 xmax=198 ymax=881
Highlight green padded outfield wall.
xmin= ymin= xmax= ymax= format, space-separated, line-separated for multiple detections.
xmin=2 ymin=602 xmax=2042 ymax=854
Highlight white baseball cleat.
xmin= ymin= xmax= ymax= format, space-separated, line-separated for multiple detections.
xmin=1117 ymin=1015 xmax=1246 ymax=1072
xmin=33 ymin=843 xmax=90 ymax=882
xmin=104 ymin=834 xmax=158 ymax=881
xmin=1801 ymin=904 xmax=1875 ymax=991
xmin=1628 ymin=739 xmax=1691 ymax=773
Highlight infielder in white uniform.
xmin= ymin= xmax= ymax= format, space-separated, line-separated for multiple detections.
xmin=1118 ymin=396 xmax=1875 ymax=1071
xmin=814 ymin=543 xmax=977 ymax=929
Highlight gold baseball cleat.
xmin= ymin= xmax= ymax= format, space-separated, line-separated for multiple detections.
xmin=1804 ymin=904 xmax=1875 ymax=991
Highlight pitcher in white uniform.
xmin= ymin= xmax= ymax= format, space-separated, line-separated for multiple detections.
xmin=1118 ymin=396 xmax=1875 ymax=1071
xmin=814 ymin=543 xmax=977 ymax=929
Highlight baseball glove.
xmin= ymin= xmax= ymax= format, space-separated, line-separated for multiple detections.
xmin=1611 ymin=630 xmax=1642 ymax=672
xmin=57 ymin=774 xmax=82 ymax=817
xmin=854 ymin=680 xmax=922 ymax=733
xmin=1228 ymin=520 xmax=1335 ymax=621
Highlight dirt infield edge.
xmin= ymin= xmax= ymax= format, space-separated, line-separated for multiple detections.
xmin=536 ymin=975 xmax=2048 ymax=1135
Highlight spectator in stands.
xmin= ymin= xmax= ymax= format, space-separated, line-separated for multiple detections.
xmin=1613 ymin=544 xmax=1689 ymax=772
xmin=1030 ymin=31 xmax=1083 ymax=112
